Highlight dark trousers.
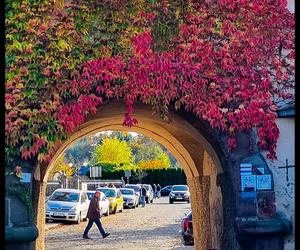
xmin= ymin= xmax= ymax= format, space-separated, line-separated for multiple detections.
xmin=83 ymin=218 xmax=106 ymax=237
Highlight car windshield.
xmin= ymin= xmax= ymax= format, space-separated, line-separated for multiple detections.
xmin=99 ymin=189 xmax=116 ymax=197
xmin=49 ymin=192 xmax=79 ymax=202
xmin=172 ymin=185 xmax=188 ymax=191
xmin=87 ymin=192 xmax=95 ymax=200
xmin=120 ymin=189 xmax=134 ymax=195
xmin=125 ymin=185 xmax=140 ymax=192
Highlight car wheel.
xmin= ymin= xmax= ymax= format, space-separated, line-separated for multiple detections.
xmin=150 ymin=198 xmax=153 ymax=203
xmin=112 ymin=206 xmax=117 ymax=214
xmin=45 ymin=219 xmax=50 ymax=223
xmin=76 ymin=212 xmax=81 ymax=224
xmin=187 ymin=199 xmax=190 ymax=204
xmin=169 ymin=199 xmax=173 ymax=204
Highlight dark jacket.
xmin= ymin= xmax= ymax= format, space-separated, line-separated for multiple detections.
xmin=141 ymin=187 xmax=147 ymax=196
xmin=86 ymin=196 xmax=100 ymax=220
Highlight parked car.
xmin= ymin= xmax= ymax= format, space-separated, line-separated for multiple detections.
xmin=45 ymin=189 xmax=89 ymax=224
xmin=179 ymin=211 xmax=194 ymax=245
xmin=169 ymin=185 xmax=190 ymax=203
xmin=125 ymin=184 xmax=141 ymax=203
xmin=119 ymin=188 xmax=139 ymax=208
xmin=86 ymin=191 xmax=110 ymax=216
xmin=97 ymin=187 xmax=123 ymax=214
xmin=160 ymin=185 xmax=173 ymax=196
xmin=143 ymin=184 xmax=154 ymax=203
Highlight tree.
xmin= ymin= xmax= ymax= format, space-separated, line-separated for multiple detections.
xmin=135 ymin=144 xmax=171 ymax=170
xmin=132 ymin=170 xmax=148 ymax=184
xmin=64 ymin=137 xmax=93 ymax=166
xmin=49 ymin=155 xmax=75 ymax=178
xmin=92 ymin=138 xmax=136 ymax=171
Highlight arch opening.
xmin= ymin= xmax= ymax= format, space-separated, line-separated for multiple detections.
xmin=35 ymin=102 xmax=227 ymax=250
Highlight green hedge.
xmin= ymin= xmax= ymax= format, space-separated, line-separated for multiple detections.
xmin=96 ymin=168 xmax=187 ymax=187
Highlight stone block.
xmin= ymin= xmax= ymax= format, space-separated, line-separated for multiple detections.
xmin=256 ymin=191 xmax=276 ymax=219
xmin=237 ymin=192 xmax=257 ymax=217
xmin=10 ymin=198 xmax=29 ymax=226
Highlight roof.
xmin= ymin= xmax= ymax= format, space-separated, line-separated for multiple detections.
xmin=54 ymin=188 xmax=82 ymax=193
xmin=97 ymin=187 xmax=118 ymax=190
xmin=276 ymin=99 xmax=295 ymax=117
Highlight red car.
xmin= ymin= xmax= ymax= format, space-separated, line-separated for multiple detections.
xmin=179 ymin=211 xmax=194 ymax=245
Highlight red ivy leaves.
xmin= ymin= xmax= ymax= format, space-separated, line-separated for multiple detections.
xmin=6 ymin=1 xmax=294 ymax=162
xmin=63 ymin=1 xmax=293 ymax=160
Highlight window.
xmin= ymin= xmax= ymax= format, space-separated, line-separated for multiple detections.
xmin=120 ymin=189 xmax=134 ymax=195
xmin=99 ymin=188 xmax=116 ymax=197
xmin=81 ymin=193 xmax=86 ymax=202
xmin=172 ymin=185 xmax=188 ymax=191
xmin=49 ymin=192 xmax=79 ymax=202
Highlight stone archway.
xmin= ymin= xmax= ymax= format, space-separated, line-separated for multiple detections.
xmin=33 ymin=102 xmax=232 ymax=250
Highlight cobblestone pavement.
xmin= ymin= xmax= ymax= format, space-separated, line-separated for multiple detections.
xmin=45 ymin=196 xmax=195 ymax=250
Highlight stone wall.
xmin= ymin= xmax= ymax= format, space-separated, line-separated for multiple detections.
xmin=262 ymin=118 xmax=295 ymax=250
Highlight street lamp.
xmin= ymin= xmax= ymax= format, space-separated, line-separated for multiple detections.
xmin=61 ymin=170 xmax=66 ymax=188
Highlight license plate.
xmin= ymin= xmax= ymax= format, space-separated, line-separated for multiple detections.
xmin=177 ymin=197 xmax=183 ymax=199
xmin=53 ymin=212 xmax=66 ymax=216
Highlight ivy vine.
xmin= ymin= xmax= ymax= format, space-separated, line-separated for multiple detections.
xmin=6 ymin=183 xmax=34 ymax=220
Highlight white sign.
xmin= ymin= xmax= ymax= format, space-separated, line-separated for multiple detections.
xmin=241 ymin=175 xmax=256 ymax=191
xmin=125 ymin=170 xmax=131 ymax=178
xmin=20 ymin=173 xmax=31 ymax=183
xmin=240 ymin=163 xmax=252 ymax=175
xmin=257 ymin=175 xmax=272 ymax=190
xmin=90 ymin=167 xmax=102 ymax=178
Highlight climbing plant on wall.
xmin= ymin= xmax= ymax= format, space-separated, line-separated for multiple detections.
xmin=5 ymin=0 xmax=294 ymax=169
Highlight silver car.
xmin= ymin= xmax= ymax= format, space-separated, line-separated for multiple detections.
xmin=120 ymin=188 xmax=139 ymax=208
xmin=169 ymin=185 xmax=190 ymax=203
xmin=45 ymin=189 xmax=90 ymax=224
xmin=143 ymin=184 xmax=154 ymax=203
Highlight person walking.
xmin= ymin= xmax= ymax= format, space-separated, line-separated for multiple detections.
xmin=140 ymin=184 xmax=147 ymax=207
xmin=153 ymin=184 xmax=157 ymax=199
xmin=83 ymin=190 xmax=110 ymax=239
xmin=157 ymin=184 xmax=161 ymax=198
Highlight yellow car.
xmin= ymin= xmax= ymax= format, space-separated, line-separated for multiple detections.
xmin=97 ymin=188 xmax=123 ymax=214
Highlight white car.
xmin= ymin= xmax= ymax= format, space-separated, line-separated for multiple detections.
xmin=120 ymin=188 xmax=139 ymax=208
xmin=45 ymin=189 xmax=90 ymax=224
xmin=86 ymin=191 xmax=110 ymax=216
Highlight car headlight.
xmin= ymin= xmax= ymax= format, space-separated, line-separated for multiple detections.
xmin=46 ymin=204 xmax=50 ymax=211
xmin=170 ymin=193 xmax=175 ymax=197
xmin=69 ymin=205 xmax=77 ymax=212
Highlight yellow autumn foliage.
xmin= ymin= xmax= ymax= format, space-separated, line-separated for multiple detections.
xmin=49 ymin=155 xmax=75 ymax=178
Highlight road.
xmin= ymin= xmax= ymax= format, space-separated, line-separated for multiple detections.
xmin=45 ymin=196 xmax=195 ymax=250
